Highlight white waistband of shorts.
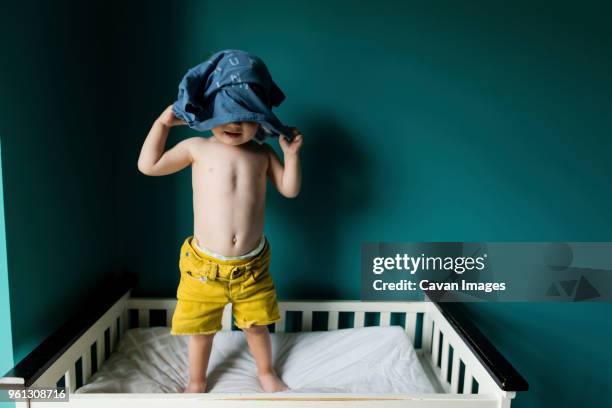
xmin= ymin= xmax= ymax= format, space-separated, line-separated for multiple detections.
xmin=195 ymin=235 xmax=266 ymax=261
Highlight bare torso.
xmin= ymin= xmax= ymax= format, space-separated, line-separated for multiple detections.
xmin=190 ymin=137 xmax=269 ymax=256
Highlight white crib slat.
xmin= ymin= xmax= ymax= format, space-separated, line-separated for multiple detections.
xmin=440 ymin=336 xmax=450 ymax=383
xmin=327 ymin=311 xmax=338 ymax=331
xmin=165 ymin=308 xmax=174 ymax=328
xmin=302 ymin=311 xmax=312 ymax=331
xmin=110 ymin=319 xmax=117 ymax=353
xmin=463 ymin=370 xmax=474 ymax=394
xmin=422 ymin=313 xmax=433 ymax=353
xmin=120 ymin=308 xmax=127 ymax=336
xmin=450 ymin=353 xmax=461 ymax=393
xmin=275 ymin=311 xmax=285 ymax=333
xmin=379 ymin=312 xmax=391 ymax=326
xmin=405 ymin=313 xmax=417 ymax=345
xmin=138 ymin=309 xmax=149 ymax=328
xmin=431 ymin=323 xmax=440 ymax=366
xmin=221 ymin=304 xmax=232 ymax=331
xmin=96 ymin=334 xmax=105 ymax=370
xmin=82 ymin=348 xmax=92 ymax=384
xmin=354 ymin=311 xmax=365 ymax=328
xmin=65 ymin=366 xmax=76 ymax=393
xmin=121 ymin=307 xmax=130 ymax=337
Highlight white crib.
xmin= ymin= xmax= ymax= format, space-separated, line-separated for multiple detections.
xmin=1 ymin=274 xmax=527 ymax=407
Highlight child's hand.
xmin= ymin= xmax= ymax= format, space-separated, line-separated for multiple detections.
xmin=279 ymin=127 xmax=303 ymax=156
xmin=157 ymin=105 xmax=187 ymax=127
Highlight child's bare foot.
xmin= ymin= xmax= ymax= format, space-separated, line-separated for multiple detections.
xmin=259 ymin=371 xmax=289 ymax=392
xmin=183 ymin=380 xmax=207 ymax=393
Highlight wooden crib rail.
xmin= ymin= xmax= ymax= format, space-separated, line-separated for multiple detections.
xmin=127 ymin=297 xmax=528 ymax=396
xmin=432 ymin=302 xmax=529 ymax=393
xmin=126 ymin=298 xmax=429 ymax=346
xmin=0 ymin=273 xmax=137 ymax=389
xmin=1 ymin=273 xmax=527 ymax=407
xmin=418 ymin=299 xmax=528 ymax=403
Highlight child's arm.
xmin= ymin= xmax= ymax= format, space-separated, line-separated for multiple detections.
xmin=137 ymin=105 xmax=195 ymax=176
xmin=266 ymin=128 xmax=303 ymax=198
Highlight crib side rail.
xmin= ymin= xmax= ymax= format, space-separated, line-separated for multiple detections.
xmin=31 ymin=292 xmax=130 ymax=390
xmin=0 ymin=273 xmax=137 ymax=392
xmin=421 ymin=300 xmax=528 ymax=400
xmin=126 ymin=299 xmax=430 ymax=344
xmin=127 ymin=297 xmax=527 ymax=403
xmin=274 ymin=300 xmax=429 ymax=346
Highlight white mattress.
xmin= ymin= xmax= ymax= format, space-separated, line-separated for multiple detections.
xmin=75 ymin=325 xmax=435 ymax=394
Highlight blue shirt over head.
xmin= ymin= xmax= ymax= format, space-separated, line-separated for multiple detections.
xmin=172 ymin=49 xmax=293 ymax=143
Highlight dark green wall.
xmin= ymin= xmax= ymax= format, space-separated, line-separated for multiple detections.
xmin=1 ymin=1 xmax=610 ymax=407
xmin=0 ymin=2 xmax=119 ymax=362
xmin=115 ymin=1 xmax=612 ymax=407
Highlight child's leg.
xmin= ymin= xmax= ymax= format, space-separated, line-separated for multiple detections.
xmin=184 ymin=333 xmax=215 ymax=393
xmin=242 ymin=325 xmax=288 ymax=392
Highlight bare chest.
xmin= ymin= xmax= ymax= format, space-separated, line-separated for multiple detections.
xmin=192 ymin=143 xmax=268 ymax=188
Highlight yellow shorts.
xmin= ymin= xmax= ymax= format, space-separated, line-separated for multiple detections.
xmin=170 ymin=235 xmax=281 ymax=335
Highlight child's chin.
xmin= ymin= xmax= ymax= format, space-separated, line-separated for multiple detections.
xmin=221 ymin=136 xmax=250 ymax=145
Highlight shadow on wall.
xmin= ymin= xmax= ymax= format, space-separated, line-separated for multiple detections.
xmin=269 ymin=111 xmax=374 ymax=299
xmin=111 ymin=2 xmax=195 ymax=297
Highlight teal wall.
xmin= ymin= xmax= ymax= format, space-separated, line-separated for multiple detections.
xmin=1 ymin=1 xmax=610 ymax=407
xmin=114 ymin=2 xmax=611 ymax=407
xmin=0 ymin=145 xmax=15 ymax=408
xmin=0 ymin=2 xmax=118 ymax=363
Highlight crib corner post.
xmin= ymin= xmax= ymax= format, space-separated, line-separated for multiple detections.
xmin=498 ymin=391 xmax=517 ymax=408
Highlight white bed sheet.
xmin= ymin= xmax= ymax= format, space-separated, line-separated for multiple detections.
xmin=75 ymin=325 xmax=435 ymax=394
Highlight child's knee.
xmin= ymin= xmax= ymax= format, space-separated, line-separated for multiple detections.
xmin=242 ymin=324 xmax=268 ymax=335
xmin=190 ymin=332 xmax=216 ymax=341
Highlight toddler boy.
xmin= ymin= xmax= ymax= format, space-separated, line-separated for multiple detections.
xmin=137 ymin=50 xmax=303 ymax=393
